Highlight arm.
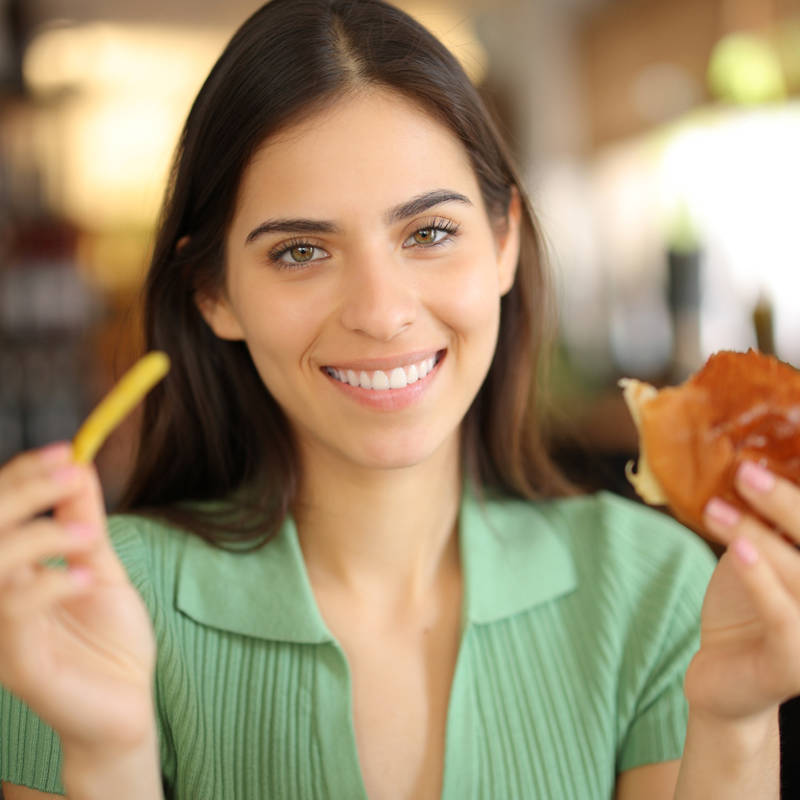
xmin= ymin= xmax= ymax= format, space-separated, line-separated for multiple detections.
xmin=0 ymin=446 xmax=162 ymax=798
xmin=3 ymin=785 xmax=64 ymax=800
xmin=674 ymin=710 xmax=779 ymax=799
xmin=615 ymin=760 xmax=680 ymax=800
xmin=614 ymin=714 xmax=778 ymax=800
xmin=59 ymin=727 xmax=164 ymax=800
xmin=618 ymin=460 xmax=800 ymax=799
xmin=672 ymin=461 xmax=800 ymax=799
xmin=614 ymin=715 xmax=779 ymax=800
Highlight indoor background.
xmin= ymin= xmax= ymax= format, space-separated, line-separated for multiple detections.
xmin=1 ymin=0 xmax=798 ymax=502
xmin=1 ymin=0 xmax=799 ymax=791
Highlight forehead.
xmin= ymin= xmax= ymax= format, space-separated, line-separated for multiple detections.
xmin=232 ymin=89 xmax=480 ymax=221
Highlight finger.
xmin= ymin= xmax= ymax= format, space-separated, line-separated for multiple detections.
xmin=0 ymin=518 xmax=98 ymax=587
xmin=0 ymin=565 xmax=94 ymax=623
xmin=0 ymin=458 xmax=87 ymax=531
xmin=735 ymin=462 xmax=800 ymax=544
xmin=52 ymin=464 xmax=126 ymax=580
xmin=0 ymin=442 xmax=74 ymax=489
xmin=727 ymin=536 xmax=800 ymax=695
xmin=0 ymin=442 xmax=74 ymax=498
xmin=704 ymin=498 xmax=800 ymax=588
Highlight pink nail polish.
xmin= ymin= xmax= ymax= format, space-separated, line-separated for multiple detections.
xmin=705 ymin=498 xmax=741 ymax=527
xmin=39 ymin=442 xmax=72 ymax=464
xmin=733 ymin=537 xmax=758 ymax=565
xmin=65 ymin=523 xmax=95 ymax=540
xmin=70 ymin=567 xmax=93 ymax=586
xmin=738 ymin=461 xmax=775 ymax=493
xmin=51 ymin=465 xmax=81 ymax=484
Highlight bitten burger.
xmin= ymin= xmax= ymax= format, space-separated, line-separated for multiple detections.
xmin=620 ymin=349 xmax=800 ymax=534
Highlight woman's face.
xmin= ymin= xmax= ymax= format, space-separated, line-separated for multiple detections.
xmin=199 ymin=88 xmax=519 ymax=473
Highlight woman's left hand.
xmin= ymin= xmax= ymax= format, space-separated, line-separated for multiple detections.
xmin=685 ymin=460 xmax=800 ymax=721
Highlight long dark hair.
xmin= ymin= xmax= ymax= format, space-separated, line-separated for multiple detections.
xmin=119 ymin=0 xmax=576 ymax=547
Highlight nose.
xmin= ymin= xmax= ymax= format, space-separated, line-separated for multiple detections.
xmin=338 ymin=251 xmax=417 ymax=341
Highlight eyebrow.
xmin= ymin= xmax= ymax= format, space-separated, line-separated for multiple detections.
xmin=244 ymin=189 xmax=472 ymax=245
xmin=384 ymin=189 xmax=472 ymax=224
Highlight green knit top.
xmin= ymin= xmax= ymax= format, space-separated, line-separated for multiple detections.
xmin=0 ymin=489 xmax=715 ymax=799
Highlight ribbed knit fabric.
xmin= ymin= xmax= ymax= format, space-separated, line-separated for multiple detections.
xmin=0 ymin=490 xmax=715 ymax=799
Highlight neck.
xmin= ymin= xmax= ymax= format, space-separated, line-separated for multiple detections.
xmin=292 ymin=438 xmax=462 ymax=610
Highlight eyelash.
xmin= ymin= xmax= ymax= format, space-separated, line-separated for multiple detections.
xmin=269 ymin=239 xmax=323 ymax=269
xmin=402 ymin=217 xmax=460 ymax=249
xmin=267 ymin=217 xmax=461 ymax=269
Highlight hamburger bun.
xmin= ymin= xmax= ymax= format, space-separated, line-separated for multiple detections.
xmin=620 ymin=349 xmax=800 ymax=533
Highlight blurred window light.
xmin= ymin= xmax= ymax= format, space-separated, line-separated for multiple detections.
xmin=23 ymin=22 xmax=225 ymax=95
xmin=658 ymin=103 xmax=800 ymax=364
xmin=17 ymin=13 xmax=485 ymax=232
xmin=18 ymin=22 xmax=228 ymax=229
xmin=541 ymin=100 xmax=800 ymax=376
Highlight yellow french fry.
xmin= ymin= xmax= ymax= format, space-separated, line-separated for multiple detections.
xmin=72 ymin=351 xmax=170 ymax=463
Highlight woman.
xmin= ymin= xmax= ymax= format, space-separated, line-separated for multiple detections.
xmin=1 ymin=1 xmax=799 ymax=798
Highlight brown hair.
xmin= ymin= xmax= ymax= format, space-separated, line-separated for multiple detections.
xmin=119 ymin=0 xmax=576 ymax=548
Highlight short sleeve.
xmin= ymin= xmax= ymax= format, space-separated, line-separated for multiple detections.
xmin=0 ymin=686 xmax=64 ymax=793
xmin=609 ymin=498 xmax=717 ymax=772
xmin=615 ymin=588 xmax=705 ymax=772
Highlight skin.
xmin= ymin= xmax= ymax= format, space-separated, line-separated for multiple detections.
xmin=3 ymin=89 xmax=800 ymax=799
xmin=198 ymin=87 xmax=520 ymax=798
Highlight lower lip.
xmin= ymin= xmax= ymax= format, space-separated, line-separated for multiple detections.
xmin=322 ymin=351 xmax=446 ymax=411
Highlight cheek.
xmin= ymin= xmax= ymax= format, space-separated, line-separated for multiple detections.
xmin=430 ymin=254 xmax=503 ymax=342
xmin=228 ymin=279 xmax=325 ymax=396
xmin=232 ymin=273 xmax=321 ymax=351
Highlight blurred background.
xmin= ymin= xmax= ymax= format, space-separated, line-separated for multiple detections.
xmin=1 ymin=0 xmax=800 ymax=792
xmin=1 ymin=0 xmax=799 ymax=505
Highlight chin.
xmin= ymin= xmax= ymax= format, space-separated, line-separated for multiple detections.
xmin=343 ymin=427 xmax=458 ymax=473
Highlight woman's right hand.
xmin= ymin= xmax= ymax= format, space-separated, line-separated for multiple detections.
xmin=0 ymin=443 xmax=157 ymax=752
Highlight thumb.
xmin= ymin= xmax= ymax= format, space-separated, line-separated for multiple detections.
xmin=54 ymin=463 xmax=127 ymax=581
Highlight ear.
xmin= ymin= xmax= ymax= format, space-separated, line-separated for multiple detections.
xmin=194 ymin=288 xmax=246 ymax=341
xmin=496 ymin=187 xmax=522 ymax=296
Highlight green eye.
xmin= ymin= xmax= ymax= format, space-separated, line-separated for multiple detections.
xmin=288 ymin=245 xmax=315 ymax=262
xmin=403 ymin=223 xmax=456 ymax=248
xmin=413 ymin=228 xmax=437 ymax=244
xmin=270 ymin=240 xmax=329 ymax=269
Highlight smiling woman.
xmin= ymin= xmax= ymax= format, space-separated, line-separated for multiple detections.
xmin=0 ymin=1 xmax=798 ymax=799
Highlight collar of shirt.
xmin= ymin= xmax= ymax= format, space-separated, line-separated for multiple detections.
xmin=174 ymin=487 xmax=577 ymax=643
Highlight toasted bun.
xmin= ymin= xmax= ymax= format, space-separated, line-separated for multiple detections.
xmin=620 ymin=349 xmax=800 ymax=533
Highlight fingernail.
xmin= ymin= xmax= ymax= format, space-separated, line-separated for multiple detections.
xmin=738 ymin=461 xmax=775 ymax=493
xmin=70 ymin=567 xmax=93 ymax=586
xmin=65 ymin=523 xmax=95 ymax=540
xmin=733 ymin=537 xmax=759 ymax=566
xmin=705 ymin=498 xmax=741 ymax=527
xmin=51 ymin=465 xmax=81 ymax=484
xmin=39 ymin=442 xmax=73 ymax=464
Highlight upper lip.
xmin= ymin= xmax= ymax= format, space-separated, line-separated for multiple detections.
xmin=322 ymin=348 xmax=445 ymax=372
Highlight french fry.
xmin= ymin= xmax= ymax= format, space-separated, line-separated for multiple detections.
xmin=72 ymin=351 xmax=171 ymax=463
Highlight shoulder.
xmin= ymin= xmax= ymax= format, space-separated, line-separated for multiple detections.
xmin=483 ymin=490 xmax=716 ymax=614
xmin=107 ymin=512 xmax=191 ymax=566
xmin=105 ymin=512 xmax=194 ymax=608
xmin=535 ymin=490 xmax=715 ymax=580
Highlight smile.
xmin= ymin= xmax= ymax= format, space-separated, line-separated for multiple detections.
xmin=322 ymin=351 xmax=445 ymax=391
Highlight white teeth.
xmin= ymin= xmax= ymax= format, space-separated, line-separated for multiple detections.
xmin=389 ymin=367 xmax=407 ymax=389
xmin=327 ymin=353 xmax=441 ymax=391
xmin=372 ymin=370 xmax=390 ymax=390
